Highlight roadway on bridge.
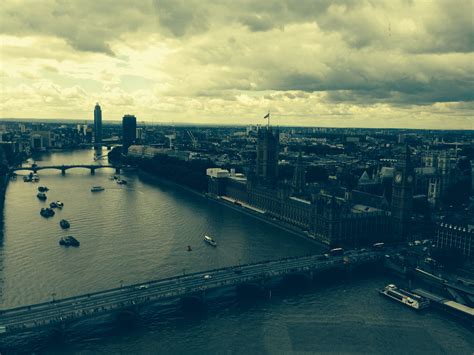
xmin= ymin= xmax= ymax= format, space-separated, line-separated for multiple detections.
xmin=0 ymin=251 xmax=381 ymax=333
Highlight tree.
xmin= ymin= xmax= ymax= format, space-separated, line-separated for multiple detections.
xmin=431 ymin=247 xmax=464 ymax=270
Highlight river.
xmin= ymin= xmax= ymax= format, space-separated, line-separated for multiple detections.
xmin=1 ymin=149 xmax=472 ymax=353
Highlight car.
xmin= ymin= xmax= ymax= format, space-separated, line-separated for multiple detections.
xmin=136 ymin=284 xmax=149 ymax=290
xmin=203 ymin=274 xmax=212 ymax=280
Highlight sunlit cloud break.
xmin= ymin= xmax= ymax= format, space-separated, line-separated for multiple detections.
xmin=1 ymin=0 xmax=473 ymax=129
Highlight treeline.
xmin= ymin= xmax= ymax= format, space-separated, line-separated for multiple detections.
xmin=126 ymin=154 xmax=212 ymax=192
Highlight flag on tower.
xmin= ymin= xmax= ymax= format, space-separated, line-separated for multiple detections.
xmin=264 ymin=113 xmax=270 ymax=119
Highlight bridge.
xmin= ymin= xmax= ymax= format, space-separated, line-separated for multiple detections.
xmin=0 ymin=251 xmax=382 ymax=335
xmin=11 ymin=164 xmax=121 ymax=175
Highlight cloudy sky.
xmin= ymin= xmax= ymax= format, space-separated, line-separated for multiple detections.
xmin=1 ymin=0 xmax=473 ymax=128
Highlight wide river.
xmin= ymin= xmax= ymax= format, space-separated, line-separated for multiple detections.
xmin=1 ymin=149 xmax=472 ymax=353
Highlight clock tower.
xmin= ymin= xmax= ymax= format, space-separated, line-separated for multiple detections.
xmin=391 ymin=145 xmax=414 ymax=241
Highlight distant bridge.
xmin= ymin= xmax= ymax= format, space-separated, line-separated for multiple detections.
xmin=11 ymin=164 xmax=121 ymax=175
xmin=0 ymin=251 xmax=382 ymax=335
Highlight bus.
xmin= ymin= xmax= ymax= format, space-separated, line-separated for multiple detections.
xmin=329 ymin=248 xmax=344 ymax=256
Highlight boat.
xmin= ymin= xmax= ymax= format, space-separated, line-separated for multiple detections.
xmin=116 ymin=179 xmax=127 ymax=185
xmin=379 ymin=284 xmax=429 ymax=310
xmin=38 ymin=186 xmax=49 ymax=192
xmin=50 ymin=201 xmax=58 ymax=208
xmin=40 ymin=208 xmax=55 ymax=218
xmin=37 ymin=192 xmax=47 ymax=201
xmin=91 ymin=186 xmax=105 ymax=192
xmin=32 ymin=174 xmax=40 ymax=182
xmin=59 ymin=236 xmax=80 ymax=247
xmin=60 ymin=219 xmax=70 ymax=229
xmin=23 ymin=175 xmax=32 ymax=182
xmin=204 ymin=235 xmax=217 ymax=247
xmin=56 ymin=201 xmax=64 ymax=208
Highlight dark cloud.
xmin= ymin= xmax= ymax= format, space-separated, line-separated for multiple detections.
xmin=153 ymin=0 xmax=208 ymax=37
xmin=239 ymin=14 xmax=276 ymax=32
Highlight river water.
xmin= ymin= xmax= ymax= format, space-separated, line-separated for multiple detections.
xmin=1 ymin=149 xmax=472 ymax=353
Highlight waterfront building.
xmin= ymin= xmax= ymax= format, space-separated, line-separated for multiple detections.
xmin=122 ymin=114 xmax=137 ymax=153
xmin=208 ymin=170 xmax=392 ymax=247
xmin=94 ymin=103 xmax=102 ymax=144
xmin=30 ymin=131 xmax=51 ymax=151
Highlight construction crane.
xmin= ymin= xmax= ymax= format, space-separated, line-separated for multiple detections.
xmin=187 ymin=130 xmax=198 ymax=149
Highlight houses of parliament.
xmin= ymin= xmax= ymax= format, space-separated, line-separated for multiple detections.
xmin=208 ymin=126 xmax=415 ymax=247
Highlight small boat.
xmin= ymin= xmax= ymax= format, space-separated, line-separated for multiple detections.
xmin=91 ymin=186 xmax=105 ymax=192
xmin=23 ymin=175 xmax=32 ymax=182
xmin=56 ymin=201 xmax=64 ymax=208
xmin=116 ymin=179 xmax=127 ymax=185
xmin=40 ymin=208 xmax=55 ymax=218
xmin=204 ymin=235 xmax=217 ymax=247
xmin=37 ymin=192 xmax=47 ymax=201
xmin=59 ymin=236 xmax=80 ymax=247
xmin=50 ymin=201 xmax=58 ymax=208
xmin=32 ymin=174 xmax=40 ymax=182
xmin=60 ymin=219 xmax=70 ymax=229
xmin=38 ymin=186 xmax=49 ymax=192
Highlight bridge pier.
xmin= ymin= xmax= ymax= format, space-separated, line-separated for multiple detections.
xmin=90 ymin=168 xmax=95 ymax=175
xmin=61 ymin=168 xmax=66 ymax=175
xmin=115 ymin=167 xmax=121 ymax=174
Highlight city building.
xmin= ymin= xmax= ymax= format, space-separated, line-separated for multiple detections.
xmin=122 ymin=114 xmax=137 ymax=153
xmin=94 ymin=103 xmax=102 ymax=145
xmin=436 ymin=223 xmax=473 ymax=261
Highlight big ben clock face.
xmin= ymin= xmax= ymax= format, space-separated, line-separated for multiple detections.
xmin=395 ymin=173 xmax=402 ymax=183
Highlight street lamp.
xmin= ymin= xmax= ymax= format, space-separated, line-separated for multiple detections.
xmin=120 ymin=280 xmax=123 ymax=289
xmin=182 ymin=268 xmax=186 ymax=276
xmin=51 ymin=292 xmax=56 ymax=303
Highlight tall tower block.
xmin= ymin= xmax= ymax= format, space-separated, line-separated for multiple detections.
xmin=93 ymin=103 xmax=102 ymax=145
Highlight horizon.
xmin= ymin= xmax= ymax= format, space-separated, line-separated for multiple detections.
xmin=2 ymin=116 xmax=474 ymax=132
xmin=1 ymin=1 xmax=473 ymax=129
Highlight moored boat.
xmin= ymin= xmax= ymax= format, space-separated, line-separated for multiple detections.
xmin=40 ymin=208 xmax=55 ymax=218
xmin=37 ymin=192 xmax=47 ymax=201
xmin=56 ymin=201 xmax=64 ymax=208
xmin=50 ymin=201 xmax=58 ymax=208
xmin=204 ymin=235 xmax=217 ymax=247
xmin=59 ymin=236 xmax=80 ymax=247
xmin=91 ymin=186 xmax=105 ymax=192
xmin=60 ymin=219 xmax=70 ymax=229
xmin=379 ymin=284 xmax=429 ymax=310
xmin=38 ymin=186 xmax=49 ymax=192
